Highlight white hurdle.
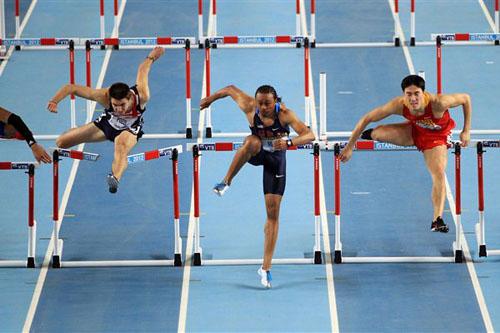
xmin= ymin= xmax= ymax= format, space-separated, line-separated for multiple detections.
xmin=187 ymin=142 xmax=322 ymax=266
xmin=0 ymin=161 xmax=38 ymax=268
xmin=318 ymin=71 xmax=500 ymax=139
xmin=201 ymin=35 xmax=306 ymax=138
xmin=327 ymin=140 xmax=464 ymax=264
xmin=474 ymin=140 xmax=500 ymax=257
xmin=51 ymin=145 xmax=183 ymax=268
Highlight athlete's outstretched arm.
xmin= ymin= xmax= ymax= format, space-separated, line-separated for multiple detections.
xmin=136 ymin=46 xmax=165 ymax=105
xmin=438 ymin=93 xmax=471 ymax=147
xmin=1 ymin=106 xmax=51 ymax=163
xmin=340 ymin=97 xmax=401 ymax=162
xmin=47 ymin=85 xmax=108 ymax=113
xmin=273 ymin=104 xmax=315 ymax=151
xmin=200 ymin=85 xmax=255 ymax=114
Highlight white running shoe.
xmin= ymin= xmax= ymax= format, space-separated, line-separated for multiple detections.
xmin=213 ymin=181 xmax=229 ymax=197
xmin=257 ymin=267 xmax=272 ymax=289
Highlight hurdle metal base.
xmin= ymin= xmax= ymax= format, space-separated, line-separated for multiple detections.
xmin=52 ymin=255 xmax=61 ymax=268
xmin=479 ymin=245 xmax=487 ymax=257
xmin=27 ymin=257 xmax=35 ymax=268
xmin=185 ymin=128 xmax=192 ymax=139
xmin=338 ymin=256 xmax=456 ymax=264
xmin=410 ymin=37 xmax=416 ymax=46
xmin=174 ymin=253 xmax=182 ymax=267
xmin=314 ymin=251 xmax=322 ymax=264
xmin=334 ymin=250 xmax=342 ymax=264
xmin=195 ymin=258 xmax=315 ymax=266
xmin=205 ymin=127 xmax=212 ymax=138
xmin=193 ymin=252 xmax=202 ymax=266
xmin=58 ymin=260 xmax=177 ymax=268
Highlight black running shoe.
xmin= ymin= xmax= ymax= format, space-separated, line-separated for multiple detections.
xmin=107 ymin=174 xmax=119 ymax=193
xmin=431 ymin=216 xmax=449 ymax=233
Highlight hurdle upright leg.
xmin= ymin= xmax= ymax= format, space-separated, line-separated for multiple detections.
xmin=313 ymin=143 xmax=322 ymax=264
xmin=476 ymin=142 xmax=487 ymax=257
xmin=333 ymin=144 xmax=342 ymax=263
xmin=52 ymin=150 xmax=63 ymax=268
xmin=27 ymin=164 xmax=36 ymax=268
xmin=193 ymin=145 xmax=202 ymax=265
xmin=453 ymin=143 xmax=464 ymax=263
xmin=171 ymin=149 xmax=182 ymax=266
xmin=0 ymin=162 xmax=38 ymax=268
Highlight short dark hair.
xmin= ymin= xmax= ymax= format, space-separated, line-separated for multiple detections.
xmin=401 ymin=75 xmax=425 ymax=91
xmin=109 ymin=82 xmax=130 ymax=100
xmin=255 ymin=85 xmax=278 ymax=100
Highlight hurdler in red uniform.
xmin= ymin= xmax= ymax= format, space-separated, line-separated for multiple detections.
xmin=340 ymin=75 xmax=471 ymax=233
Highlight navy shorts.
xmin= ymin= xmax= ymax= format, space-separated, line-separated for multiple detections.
xmin=248 ymin=149 xmax=286 ymax=195
xmin=0 ymin=122 xmax=4 ymax=137
xmin=93 ymin=117 xmax=143 ymax=142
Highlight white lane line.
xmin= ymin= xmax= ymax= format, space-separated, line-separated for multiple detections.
xmin=177 ymin=1 xmax=215 ymax=332
xmin=21 ymin=1 xmax=127 ymax=331
xmin=478 ymin=0 xmax=497 ymax=32
xmin=388 ymin=0 xmax=415 ymax=74
xmin=445 ymin=178 xmax=494 ymax=332
xmin=390 ymin=0 xmax=494 ymax=331
xmin=0 ymin=0 xmax=38 ymax=76
xmin=300 ymin=1 xmax=339 ymax=331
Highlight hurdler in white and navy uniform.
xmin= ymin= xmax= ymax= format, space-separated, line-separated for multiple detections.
xmin=47 ymin=46 xmax=165 ymax=194
xmin=93 ymin=84 xmax=145 ymax=141
xmin=199 ymin=84 xmax=315 ymax=289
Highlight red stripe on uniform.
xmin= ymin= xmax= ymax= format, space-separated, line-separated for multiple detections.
xmin=0 ymin=39 xmax=3 ymax=45
xmin=0 ymin=162 xmax=13 ymax=170
xmin=145 ymin=150 xmax=160 ymax=160
xmin=215 ymin=142 xmax=234 ymax=151
xmin=157 ymin=37 xmax=172 ymax=45
xmin=287 ymin=145 xmax=298 ymax=150
xmin=276 ymin=36 xmax=291 ymax=43
xmin=105 ymin=38 xmax=119 ymax=46
xmin=70 ymin=150 xmax=84 ymax=160
xmin=455 ymin=33 xmax=470 ymax=41
xmin=40 ymin=38 xmax=56 ymax=45
xmin=223 ymin=36 xmax=238 ymax=44
xmin=356 ymin=141 xmax=375 ymax=150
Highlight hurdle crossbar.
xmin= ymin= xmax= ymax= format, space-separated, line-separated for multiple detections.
xmin=329 ymin=141 xmax=464 ymax=264
xmin=189 ymin=142 xmax=322 ymax=266
xmin=0 ymin=37 xmax=196 ymax=50
xmin=127 ymin=144 xmax=183 ymax=164
xmin=205 ymin=35 xmax=304 ymax=48
xmin=0 ymin=162 xmax=37 ymax=268
xmin=474 ymin=140 xmax=500 ymax=257
xmin=424 ymin=33 xmax=500 ymax=46
xmin=51 ymin=147 xmax=183 ymax=268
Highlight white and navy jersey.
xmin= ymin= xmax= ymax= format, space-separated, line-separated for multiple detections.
xmin=250 ymin=103 xmax=290 ymax=152
xmin=96 ymin=85 xmax=145 ymax=135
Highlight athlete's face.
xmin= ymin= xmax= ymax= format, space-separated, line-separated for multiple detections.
xmin=110 ymin=94 xmax=133 ymax=114
xmin=255 ymin=93 xmax=276 ymax=117
xmin=403 ymin=85 xmax=425 ymax=111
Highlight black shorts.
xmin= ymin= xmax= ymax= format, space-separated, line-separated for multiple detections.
xmin=248 ymin=149 xmax=286 ymax=195
xmin=93 ymin=117 xmax=143 ymax=142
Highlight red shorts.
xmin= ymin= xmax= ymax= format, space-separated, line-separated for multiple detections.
xmin=411 ymin=125 xmax=453 ymax=151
